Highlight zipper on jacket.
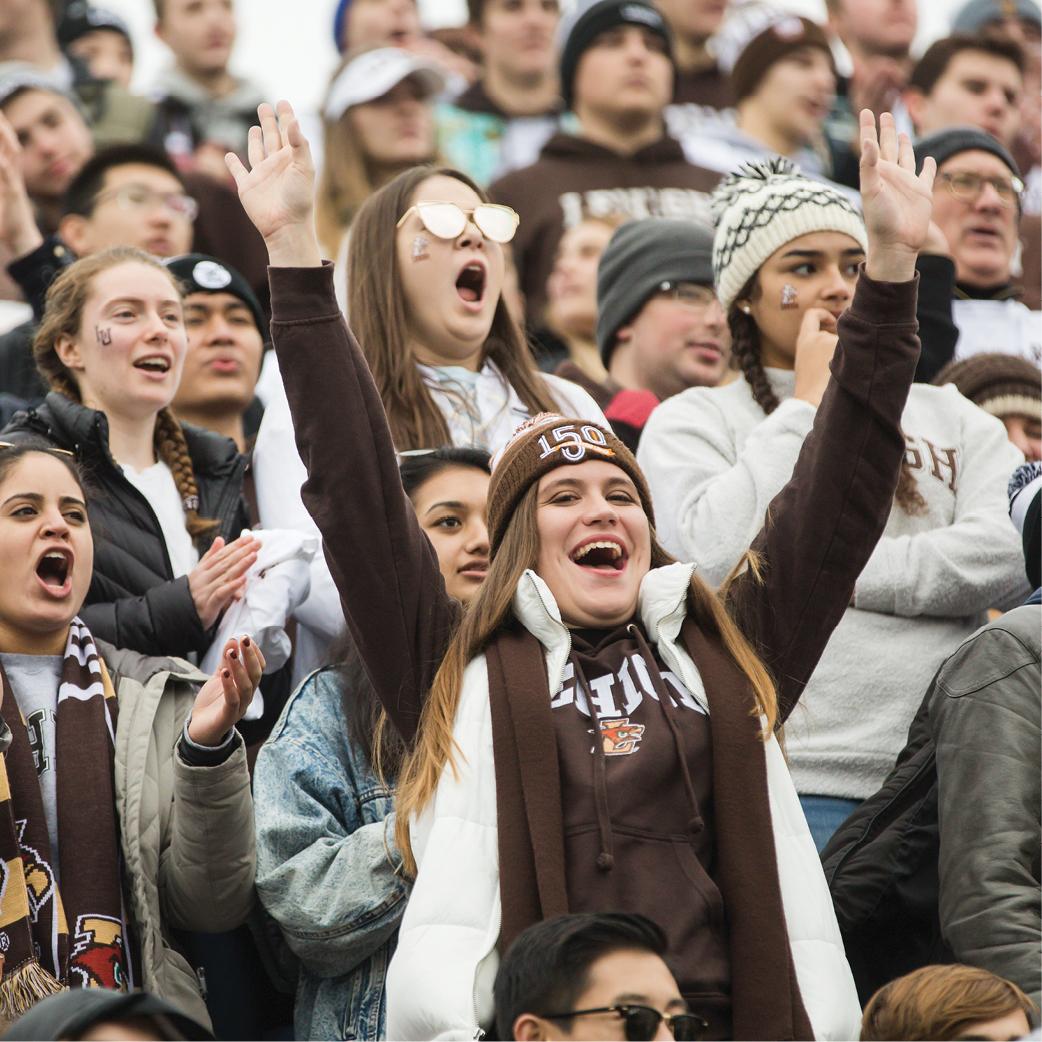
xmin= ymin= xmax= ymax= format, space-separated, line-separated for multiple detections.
xmin=470 ymin=901 xmax=501 ymax=1040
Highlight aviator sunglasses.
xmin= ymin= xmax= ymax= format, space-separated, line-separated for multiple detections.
xmin=539 ymin=1004 xmax=709 ymax=1041
xmin=396 ymin=201 xmax=520 ymax=244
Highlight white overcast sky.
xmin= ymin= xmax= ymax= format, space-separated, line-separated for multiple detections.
xmin=106 ymin=0 xmax=977 ymax=120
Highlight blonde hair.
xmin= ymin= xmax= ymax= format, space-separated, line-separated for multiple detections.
xmin=394 ymin=483 xmax=779 ymax=875
xmin=33 ymin=246 xmax=219 ymax=544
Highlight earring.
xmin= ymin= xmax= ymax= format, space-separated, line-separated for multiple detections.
xmin=739 ymin=303 xmax=751 ymax=314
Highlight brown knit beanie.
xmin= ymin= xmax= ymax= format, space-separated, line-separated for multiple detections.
xmin=730 ymin=16 xmax=835 ymax=102
xmin=935 ymin=353 xmax=1042 ymax=422
xmin=487 ymin=413 xmax=655 ymax=555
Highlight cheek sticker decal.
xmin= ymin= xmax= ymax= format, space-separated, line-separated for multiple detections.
xmin=411 ymin=235 xmax=430 ymax=260
xmin=780 ymin=283 xmax=798 ymax=310
xmin=95 ymin=326 xmax=112 ymax=345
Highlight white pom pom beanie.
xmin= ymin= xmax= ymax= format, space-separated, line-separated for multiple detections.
xmin=710 ymin=158 xmax=868 ymax=313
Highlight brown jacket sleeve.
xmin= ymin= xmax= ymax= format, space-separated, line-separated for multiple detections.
xmin=726 ymin=270 xmax=920 ymax=723
xmin=268 ymin=263 xmax=457 ymax=744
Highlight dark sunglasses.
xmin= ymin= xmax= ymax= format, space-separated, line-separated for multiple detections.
xmin=539 ymin=1004 xmax=708 ymax=1041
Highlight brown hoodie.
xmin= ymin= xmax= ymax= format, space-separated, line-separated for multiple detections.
xmin=489 ymin=132 xmax=719 ymax=325
xmin=269 ymin=262 xmax=921 ymax=1040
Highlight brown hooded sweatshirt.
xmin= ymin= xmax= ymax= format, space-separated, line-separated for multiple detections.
xmin=269 ymin=262 xmax=920 ymax=1040
xmin=489 ymin=132 xmax=719 ymax=325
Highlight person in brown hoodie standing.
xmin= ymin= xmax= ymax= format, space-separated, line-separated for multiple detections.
xmin=228 ymin=102 xmax=934 ymax=1040
xmin=489 ymin=0 xmax=720 ymax=328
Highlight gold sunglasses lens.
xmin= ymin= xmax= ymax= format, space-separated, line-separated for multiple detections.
xmin=474 ymin=204 xmax=519 ymax=243
xmin=416 ymin=202 xmax=467 ymax=240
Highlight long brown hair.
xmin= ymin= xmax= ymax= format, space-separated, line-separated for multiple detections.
xmin=394 ymin=483 xmax=779 ymax=875
xmin=33 ymin=246 xmax=220 ymax=544
xmin=347 ymin=166 xmax=559 ymax=450
xmin=729 ymin=274 xmax=926 ymax=515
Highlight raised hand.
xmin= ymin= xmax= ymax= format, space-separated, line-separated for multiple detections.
xmin=859 ymin=109 xmax=936 ymax=281
xmin=0 ymin=113 xmax=43 ymax=258
xmin=225 ymin=100 xmax=321 ymax=267
xmin=188 ymin=635 xmax=265 ymax=746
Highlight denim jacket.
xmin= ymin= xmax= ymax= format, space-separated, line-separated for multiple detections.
xmin=254 ymin=665 xmax=409 ymax=1040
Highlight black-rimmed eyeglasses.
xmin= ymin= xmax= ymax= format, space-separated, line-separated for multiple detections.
xmin=538 ymin=1004 xmax=709 ymax=1041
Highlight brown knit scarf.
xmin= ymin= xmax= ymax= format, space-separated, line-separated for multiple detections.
xmin=0 ymin=618 xmax=132 ymax=1019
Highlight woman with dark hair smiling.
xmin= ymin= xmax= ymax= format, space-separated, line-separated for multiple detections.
xmin=232 ymin=101 xmax=930 ymax=1040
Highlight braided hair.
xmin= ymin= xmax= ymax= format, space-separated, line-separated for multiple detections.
xmin=729 ymin=275 xmax=926 ymax=515
xmin=33 ymin=246 xmax=221 ymax=545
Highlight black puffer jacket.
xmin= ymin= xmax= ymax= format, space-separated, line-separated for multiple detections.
xmin=3 ymin=392 xmax=249 ymax=658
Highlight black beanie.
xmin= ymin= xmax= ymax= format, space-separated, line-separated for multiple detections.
xmin=559 ymin=0 xmax=674 ymax=112
xmin=164 ymin=254 xmax=267 ymax=340
xmin=596 ymin=218 xmax=715 ymax=365
xmin=913 ymin=126 xmax=1021 ymax=179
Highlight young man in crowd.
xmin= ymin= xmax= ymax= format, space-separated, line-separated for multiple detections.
xmin=151 ymin=0 xmax=264 ymax=175
xmin=656 ymin=0 xmax=733 ymax=147
xmin=494 ymin=913 xmax=696 ymax=1042
xmin=687 ymin=12 xmax=842 ymax=184
xmin=824 ymin=0 xmax=918 ymax=186
xmin=914 ymin=127 xmax=1041 ymax=379
xmin=0 ymin=142 xmax=195 ymax=402
xmin=437 ymin=0 xmax=561 ymax=186
xmin=165 ymin=253 xmax=267 ymax=451
xmin=58 ymin=2 xmax=135 ymax=90
xmin=0 ymin=0 xmax=154 ymax=146
xmin=490 ymin=0 xmax=718 ymax=328
xmin=557 ymin=217 xmax=728 ymax=450
xmin=0 ymin=74 xmax=94 ymax=235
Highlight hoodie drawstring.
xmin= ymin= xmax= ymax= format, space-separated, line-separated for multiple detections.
xmin=571 ymin=653 xmax=615 ymax=872
xmin=629 ymin=625 xmax=705 ymax=837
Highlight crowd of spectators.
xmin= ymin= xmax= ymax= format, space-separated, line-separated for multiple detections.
xmin=0 ymin=0 xmax=1037 ymax=1039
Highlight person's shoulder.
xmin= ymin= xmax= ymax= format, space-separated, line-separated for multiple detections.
xmin=647 ymin=379 xmax=749 ymax=429
xmin=180 ymin=420 xmax=243 ymax=471
xmin=266 ymin=665 xmax=350 ymax=749
xmin=934 ymin=605 xmax=1041 ymax=701
xmin=100 ymin=639 xmax=205 ymax=688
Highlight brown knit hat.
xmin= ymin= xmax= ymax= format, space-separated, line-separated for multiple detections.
xmin=487 ymin=413 xmax=655 ymax=555
xmin=730 ymin=15 xmax=835 ymax=102
xmin=935 ymin=353 xmax=1042 ymax=422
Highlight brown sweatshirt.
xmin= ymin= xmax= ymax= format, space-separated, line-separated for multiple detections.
xmin=270 ymin=263 xmax=921 ymax=1040
xmin=489 ymin=133 xmax=719 ymax=325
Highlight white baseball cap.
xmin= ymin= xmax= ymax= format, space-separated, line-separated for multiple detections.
xmin=324 ymin=47 xmax=446 ymax=122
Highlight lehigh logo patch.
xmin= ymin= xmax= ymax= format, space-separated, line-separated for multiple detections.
xmin=70 ymin=914 xmax=127 ymax=990
xmin=591 ymin=717 xmax=646 ymax=756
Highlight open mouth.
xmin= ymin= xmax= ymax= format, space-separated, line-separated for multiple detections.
xmin=134 ymin=355 xmax=171 ymax=374
xmin=456 ymin=263 xmax=486 ymax=304
xmin=36 ymin=549 xmax=71 ymax=592
xmin=458 ymin=560 xmax=489 ymax=579
xmin=570 ymin=538 xmax=627 ymax=573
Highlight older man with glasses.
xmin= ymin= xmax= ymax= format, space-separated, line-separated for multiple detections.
xmin=912 ymin=126 xmax=1041 ymax=380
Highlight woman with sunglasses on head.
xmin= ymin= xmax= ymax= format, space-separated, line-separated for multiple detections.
xmin=2 ymin=248 xmax=260 ymax=662
xmin=254 ymin=446 xmax=490 ymax=1041
xmin=232 ymin=102 xmax=933 ymax=1041
xmin=253 ymin=150 xmax=603 ymax=676
xmin=638 ymin=157 xmax=1030 ymax=854
xmin=0 ymin=436 xmax=261 ymax=1027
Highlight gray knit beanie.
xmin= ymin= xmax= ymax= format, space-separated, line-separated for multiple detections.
xmin=913 ymin=126 xmax=1021 ymax=179
xmin=596 ymin=218 xmax=715 ymax=365
xmin=710 ymin=158 xmax=867 ymax=313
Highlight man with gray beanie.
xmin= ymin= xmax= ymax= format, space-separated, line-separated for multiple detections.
xmin=559 ymin=216 xmax=728 ymax=449
xmin=913 ymin=125 xmax=1041 ymax=378
xmin=490 ymin=0 xmax=718 ymax=328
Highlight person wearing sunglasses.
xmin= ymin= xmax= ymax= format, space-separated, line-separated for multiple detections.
xmin=0 ymin=436 xmax=260 ymax=1029
xmin=230 ymin=101 xmax=941 ymax=1041
xmin=911 ymin=127 xmax=1041 ymax=380
xmin=251 ymin=143 xmax=603 ymax=679
xmin=494 ymin=913 xmax=704 ymax=1041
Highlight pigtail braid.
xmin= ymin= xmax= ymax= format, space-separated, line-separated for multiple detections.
xmin=728 ymin=308 xmax=780 ymax=416
xmin=154 ymin=408 xmax=221 ymax=544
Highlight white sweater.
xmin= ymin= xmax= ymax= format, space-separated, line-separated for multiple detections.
xmin=638 ymin=370 xmax=1028 ymax=798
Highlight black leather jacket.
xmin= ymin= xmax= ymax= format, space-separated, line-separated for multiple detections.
xmin=4 ymin=392 xmax=249 ymax=658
